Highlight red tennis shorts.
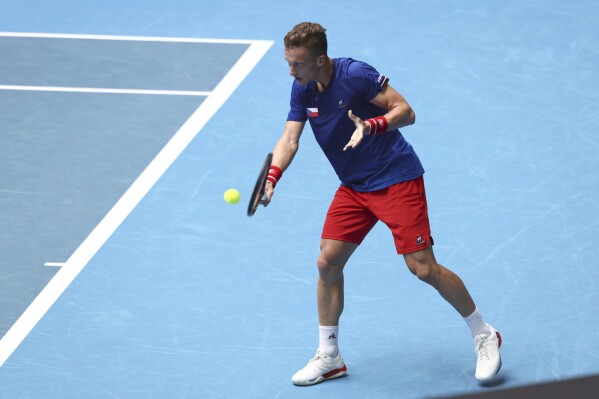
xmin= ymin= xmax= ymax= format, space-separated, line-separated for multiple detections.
xmin=322 ymin=176 xmax=433 ymax=254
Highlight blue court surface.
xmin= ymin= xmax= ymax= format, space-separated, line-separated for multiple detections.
xmin=0 ymin=1 xmax=598 ymax=398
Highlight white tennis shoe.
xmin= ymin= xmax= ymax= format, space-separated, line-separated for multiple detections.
xmin=291 ymin=349 xmax=347 ymax=386
xmin=474 ymin=328 xmax=502 ymax=382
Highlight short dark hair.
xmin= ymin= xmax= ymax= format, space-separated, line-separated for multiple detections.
xmin=284 ymin=22 xmax=328 ymax=56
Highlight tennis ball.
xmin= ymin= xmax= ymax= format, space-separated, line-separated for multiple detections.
xmin=223 ymin=188 xmax=240 ymax=204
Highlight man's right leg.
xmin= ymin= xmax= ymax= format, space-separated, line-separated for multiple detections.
xmin=291 ymin=239 xmax=358 ymax=386
xmin=317 ymin=239 xmax=358 ymax=326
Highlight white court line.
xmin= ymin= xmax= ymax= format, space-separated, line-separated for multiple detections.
xmin=0 ymin=31 xmax=263 ymax=45
xmin=0 ymin=34 xmax=273 ymax=367
xmin=0 ymin=85 xmax=210 ymax=96
xmin=43 ymin=263 xmax=66 ymax=268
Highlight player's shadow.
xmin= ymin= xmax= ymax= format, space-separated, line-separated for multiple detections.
xmin=480 ymin=373 xmax=508 ymax=388
xmin=356 ymin=350 xmax=509 ymax=394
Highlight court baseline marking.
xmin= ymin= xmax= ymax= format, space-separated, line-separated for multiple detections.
xmin=0 ymin=32 xmax=273 ymax=367
xmin=0 ymin=85 xmax=210 ymax=96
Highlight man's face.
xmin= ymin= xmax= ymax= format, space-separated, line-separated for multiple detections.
xmin=284 ymin=46 xmax=322 ymax=85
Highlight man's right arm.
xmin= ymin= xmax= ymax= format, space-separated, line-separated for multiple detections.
xmin=263 ymin=120 xmax=305 ymax=205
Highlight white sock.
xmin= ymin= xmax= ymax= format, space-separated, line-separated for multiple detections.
xmin=463 ymin=307 xmax=492 ymax=337
xmin=319 ymin=325 xmax=339 ymax=357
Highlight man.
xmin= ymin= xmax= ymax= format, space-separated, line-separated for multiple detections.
xmin=262 ymin=22 xmax=502 ymax=386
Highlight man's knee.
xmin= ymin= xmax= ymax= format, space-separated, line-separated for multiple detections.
xmin=405 ymin=251 xmax=440 ymax=284
xmin=317 ymin=240 xmax=356 ymax=283
xmin=317 ymin=251 xmax=344 ymax=282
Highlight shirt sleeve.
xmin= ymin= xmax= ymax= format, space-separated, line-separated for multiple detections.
xmin=287 ymin=81 xmax=308 ymax=122
xmin=348 ymin=60 xmax=389 ymax=102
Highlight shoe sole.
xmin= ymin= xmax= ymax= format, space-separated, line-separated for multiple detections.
xmin=292 ymin=365 xmax=347 ymax=386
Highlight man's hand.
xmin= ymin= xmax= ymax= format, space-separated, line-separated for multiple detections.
xmin=343 ymin=110 xmax=370 ymax=151
xmin=261 ymin=181 xmax=274 ymax=207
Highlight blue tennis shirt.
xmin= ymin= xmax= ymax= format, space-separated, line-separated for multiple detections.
xmin=287 ymin=57 xmax=424 ymax=192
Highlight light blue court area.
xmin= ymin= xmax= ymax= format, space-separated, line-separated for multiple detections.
xmin=0 ymin=1 xmax=598 ymax=398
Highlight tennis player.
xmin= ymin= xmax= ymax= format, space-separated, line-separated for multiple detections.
xmin=262 ymin=22 xmax=502 ymax=386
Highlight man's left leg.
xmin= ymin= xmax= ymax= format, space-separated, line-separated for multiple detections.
xmin=403 ymin=246 xmax=502 ymax=382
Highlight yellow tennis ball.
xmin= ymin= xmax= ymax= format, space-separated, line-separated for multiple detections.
xmin=224 ymin=188 xmax=240 ymax=204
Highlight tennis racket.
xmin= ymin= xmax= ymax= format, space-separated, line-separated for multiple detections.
xmin=247 ymin=152 xmax=273 ymax=216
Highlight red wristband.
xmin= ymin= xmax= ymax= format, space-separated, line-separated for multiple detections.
xmin=365 ymin=116 xmax=389 ymax=135
xmin=267 ymin=165 xmax=283 ymax=188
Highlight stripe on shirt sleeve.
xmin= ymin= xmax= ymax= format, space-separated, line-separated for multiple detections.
xmin=377 ymin=74 xmax=389 ymax=87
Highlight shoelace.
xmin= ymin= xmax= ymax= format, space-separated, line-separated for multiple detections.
xmin=308 ymin=351 xmax=324 ymax=364
xmin=475 ymin=335 xmax=489 ymax=360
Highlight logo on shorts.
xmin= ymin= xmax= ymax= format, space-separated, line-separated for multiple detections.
xmin=416 ymin=235 xmax=425 ymax=246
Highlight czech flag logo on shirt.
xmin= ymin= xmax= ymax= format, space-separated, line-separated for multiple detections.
xmin=307 ymin=107 xmax=319 ymax=118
